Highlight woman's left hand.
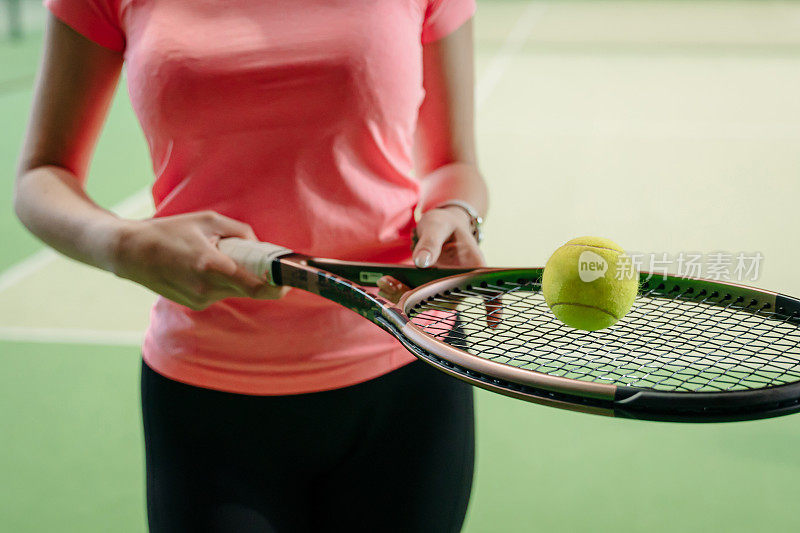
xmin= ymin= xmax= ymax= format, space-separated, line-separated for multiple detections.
xmin=377 ymin=206 xmax=484 ymax=302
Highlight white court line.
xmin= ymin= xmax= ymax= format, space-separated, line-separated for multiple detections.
xmin=0 ymin=326 xmax=143 ymax=346
xmin=106 ymin=187 xmax=152 ymax=217
xmin=0 ymin=249 xmax=59 ymax=295
xmin=476 ymin=2 xmax=549 ymax=108
xmin=0 ymin=187 xmax=151 ymax=295
xmin=0 ymin=2 xmax=543 ymax=345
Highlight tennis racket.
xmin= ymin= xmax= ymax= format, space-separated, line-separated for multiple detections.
xmin=218 ymin=238 xmax=800 ymax=423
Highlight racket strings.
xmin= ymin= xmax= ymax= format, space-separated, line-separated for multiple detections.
xmin=407 ymin=279 xmax=800 ymax=393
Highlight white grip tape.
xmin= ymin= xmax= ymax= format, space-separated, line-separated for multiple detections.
xmin=217 ymin=238 xmax=294 ymax=285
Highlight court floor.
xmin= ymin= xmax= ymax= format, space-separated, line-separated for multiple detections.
xmin=2 ymin=1 xmax=800 ymax=531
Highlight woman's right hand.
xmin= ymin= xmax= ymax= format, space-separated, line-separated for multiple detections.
xmin=111 ymin=211 xmax=288 ymax=310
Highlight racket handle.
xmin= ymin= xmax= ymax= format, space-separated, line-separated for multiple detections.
xmin=217 ymin=238 xmax=294 ymax=285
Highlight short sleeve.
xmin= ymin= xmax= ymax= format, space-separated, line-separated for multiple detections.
xmin=421 ymin=0 xmax=476 ymax=44
xmin=44 ymin=0 xmax=125 ymax=52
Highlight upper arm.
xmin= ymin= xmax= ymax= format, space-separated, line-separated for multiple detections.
xmin=414 ymin=19 xmax=476 ymax=177
xmin=17 ymin=14 xmax=123 ymax=181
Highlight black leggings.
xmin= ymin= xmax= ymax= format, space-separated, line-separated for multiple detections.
xmin=141 ymin=360 xmax=475 ymax=532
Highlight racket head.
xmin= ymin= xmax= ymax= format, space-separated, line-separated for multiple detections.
xmin=395 ymin=269 xmax=800 ymax=422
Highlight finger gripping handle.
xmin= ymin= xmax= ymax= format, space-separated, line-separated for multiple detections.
xmin=218 ymin=238 xmax=294 ymax=285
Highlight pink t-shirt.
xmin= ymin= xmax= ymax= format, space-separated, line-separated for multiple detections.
xmin=45 ymin=0 xmax=476 ymax=395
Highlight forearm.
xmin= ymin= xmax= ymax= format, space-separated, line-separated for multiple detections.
xmin=14 ymin=165 xmax=125 ymax=272
xmin=417 ymin=161 xmax=488 ymax=218
xmin=415 ymin=20 xmax=485 ymax=220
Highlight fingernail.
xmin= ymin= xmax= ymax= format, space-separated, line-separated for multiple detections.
xmin=415 ymin=250 xmax=432 ymax=268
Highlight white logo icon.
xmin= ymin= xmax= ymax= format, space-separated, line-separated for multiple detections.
xmin=578 ymin=251 xmax=608 ymax=282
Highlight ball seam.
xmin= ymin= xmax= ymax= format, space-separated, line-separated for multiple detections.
xmin=549 ymin=302 xmax=620 ymax=320
xmin=562 ymin=243 xmax=623 ymax=253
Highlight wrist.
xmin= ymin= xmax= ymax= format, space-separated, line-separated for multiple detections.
xmin=432 ymin=200 xmax=484 ymax=244
xmin=437 ymin=204 xmax=472 ymax=227
xmin=91 ymin=217 xmax=138 ymax=275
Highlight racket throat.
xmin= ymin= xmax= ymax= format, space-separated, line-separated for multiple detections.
xmin=276 ymin=259 xmax=408 ymax=330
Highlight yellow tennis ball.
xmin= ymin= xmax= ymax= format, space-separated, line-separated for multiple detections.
xmin=542 ymin=236 xmax=638 ymax=331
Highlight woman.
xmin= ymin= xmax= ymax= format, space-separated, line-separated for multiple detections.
xmin=15 ymin=0 xmax=488 ymax=531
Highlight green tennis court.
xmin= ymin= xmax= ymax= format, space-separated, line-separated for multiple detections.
xmin=3 ymin=1 xmax=800 ymax=530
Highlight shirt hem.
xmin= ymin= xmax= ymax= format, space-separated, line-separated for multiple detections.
xmin=421 ymin=0 xmax=477 ymax=44
xmin=44 ymin=0 xmax=126 ymax=52
xmin=141 ymin=348 xmax=417 ymax=396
